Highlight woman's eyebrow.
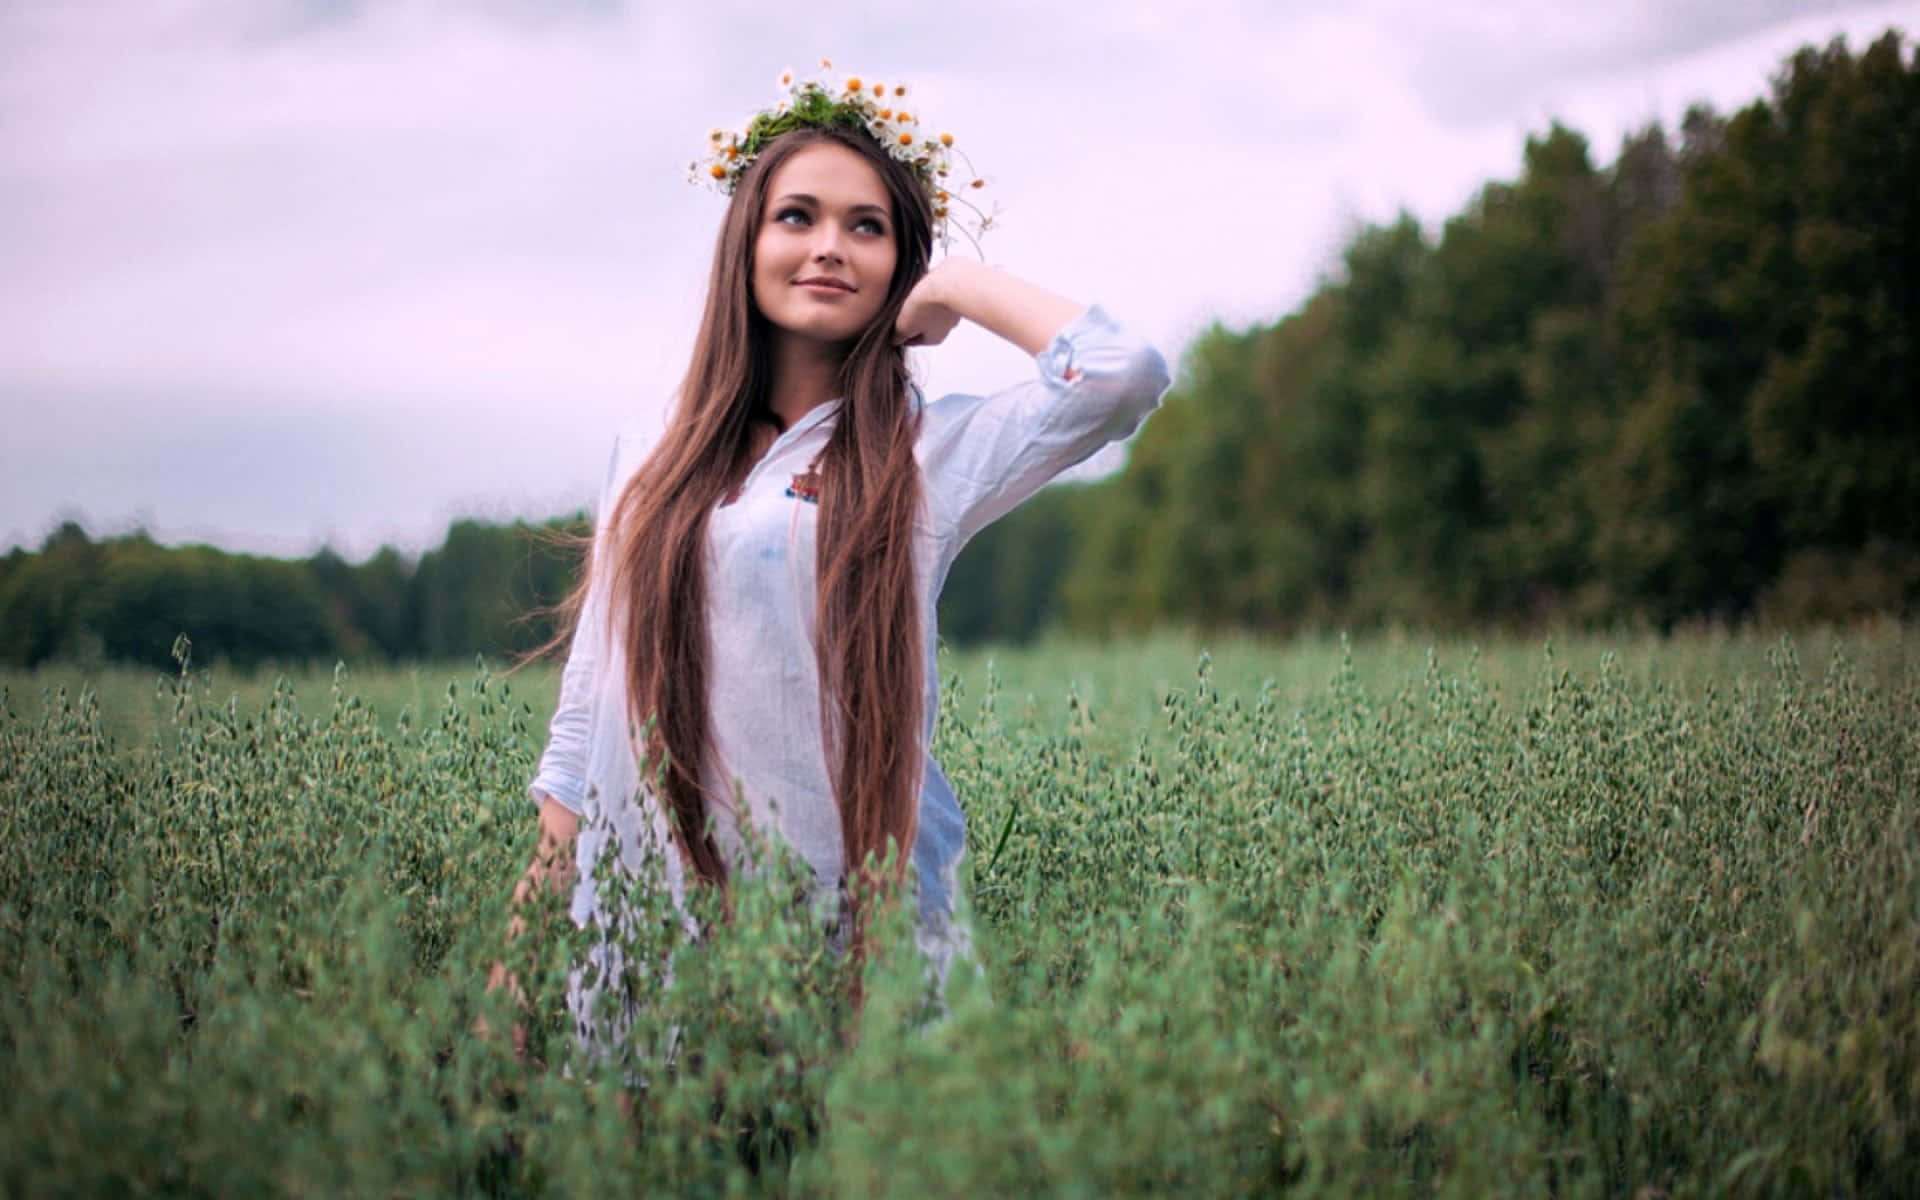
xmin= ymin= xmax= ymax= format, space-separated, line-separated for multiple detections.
xmin=772 ymin=192 xmax=888 ymax=220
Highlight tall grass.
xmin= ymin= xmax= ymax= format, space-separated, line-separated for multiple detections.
xmin=2 ymin=628 xmax=1914 ymax=1195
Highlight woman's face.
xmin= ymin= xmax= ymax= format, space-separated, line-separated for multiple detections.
xmin=751 ymin=140 xmax=899 ymax=348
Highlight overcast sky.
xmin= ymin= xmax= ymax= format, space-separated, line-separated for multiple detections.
xmin=4 ymin=0 xmax=1914 ymax=560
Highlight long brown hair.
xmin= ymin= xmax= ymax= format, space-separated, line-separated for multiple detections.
xmin=594 ymin=126 xmax=932 ymax=906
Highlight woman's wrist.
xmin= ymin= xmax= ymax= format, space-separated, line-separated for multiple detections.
xmin=928 ymin=260 xmax=1082 ymax=357
xmin=926 ymin=257 xmax=987 ymax=309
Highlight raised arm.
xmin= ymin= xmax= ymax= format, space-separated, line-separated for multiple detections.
xmin=909 ymin=272 xmax=1172 ymax=546
xmin=894 ymin=259 xmax=1086 ymax=355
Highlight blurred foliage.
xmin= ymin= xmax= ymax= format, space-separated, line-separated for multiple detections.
xmin=0 ymin=516 xmax=587 ymax=670
xmin=3 ymin=628 xmax=1915 ymax=1194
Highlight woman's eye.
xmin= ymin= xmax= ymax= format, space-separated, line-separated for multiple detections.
xmin=855 ymin=217 xmax=886 ymax=236
xmin=775 ymin=208 xmax=810 ymax=226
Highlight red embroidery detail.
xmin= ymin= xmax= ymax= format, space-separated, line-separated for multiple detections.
xmin=786 ymin=470 xmax=822 ymax=504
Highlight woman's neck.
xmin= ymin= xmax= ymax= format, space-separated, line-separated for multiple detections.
xmin=766 ymin=333 xmax=842 ymax=428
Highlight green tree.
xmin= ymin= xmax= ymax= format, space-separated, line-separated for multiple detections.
xmin=1604 ymin=33 xmax=1919 ymax=621
xmin=940 ymin=484 xmax=1093 ymax=645
xmin=407 ymin=518 xmax=585 ymax=660
xmin=0 ymin=523 xmax=102 ymax=666
xmin=84 ymin=538 xmax=341 ymax=668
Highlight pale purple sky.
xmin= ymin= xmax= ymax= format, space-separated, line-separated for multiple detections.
xmin=4 ymin=0 xmax=1914 ymax=559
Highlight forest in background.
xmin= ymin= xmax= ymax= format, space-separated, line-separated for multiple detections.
xmin=3 ymin=32 xmax=1914 ymax=668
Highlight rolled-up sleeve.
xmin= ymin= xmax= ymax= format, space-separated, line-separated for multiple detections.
xmin=920 ymin=304 xmax=1171 ymax=546
xmin=529 ymin=432 xmax=644 ymax=815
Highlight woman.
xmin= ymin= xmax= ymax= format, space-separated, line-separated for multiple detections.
xmin=502 ymin=68 xmax=1170 ymax=1053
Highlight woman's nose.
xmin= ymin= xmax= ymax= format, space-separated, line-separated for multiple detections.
xmin=810 ymin=226 xmax=845 ymax=263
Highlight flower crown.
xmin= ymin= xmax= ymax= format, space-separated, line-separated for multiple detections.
xmin=688 ymin=60 xmax=995 ymax=253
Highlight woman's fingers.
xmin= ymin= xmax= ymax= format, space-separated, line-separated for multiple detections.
xmin=895 ymin=270 xmax=960 ymax=347
xmin=895 ymin=304 xmax=958 ymax=347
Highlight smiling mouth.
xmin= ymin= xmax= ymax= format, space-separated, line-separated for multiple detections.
xmin=795 ymin=278 xmax=855 ymax=293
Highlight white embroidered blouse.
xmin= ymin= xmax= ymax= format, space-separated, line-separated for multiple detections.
xmin=529 ymin=304 xmax=1169 ymax=972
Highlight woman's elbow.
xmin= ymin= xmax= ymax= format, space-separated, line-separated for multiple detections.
xmin=1097 ymin=339 xmax=1172 ymax=440
xmin=1130 ymin=341 xmax=1172 ymax=414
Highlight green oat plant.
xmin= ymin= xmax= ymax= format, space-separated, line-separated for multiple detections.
xmin=2 ymin=629 xmax=1916 ymax=1196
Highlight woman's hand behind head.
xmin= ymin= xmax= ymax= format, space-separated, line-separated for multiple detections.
xmin=893 ymin=262 xmax=964 ymax=348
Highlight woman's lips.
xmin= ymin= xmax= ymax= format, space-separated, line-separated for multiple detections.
xmin=796 ymin=278 xmax=854 ymax=294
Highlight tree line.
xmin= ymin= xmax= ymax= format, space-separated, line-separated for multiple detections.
xmin=0 ymin=519 xmax=586 ymax=670
xmin=948 ymin=31 xmax=1918 ymax=639
xmin=3 ymin=32 xmax=1914 ymax=667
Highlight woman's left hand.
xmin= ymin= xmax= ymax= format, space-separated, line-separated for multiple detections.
xmin=894 ymin=264 xmax=963 ymax=348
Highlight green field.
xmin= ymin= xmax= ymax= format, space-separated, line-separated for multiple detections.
xmin=3 ymin=626 xmax=1915 ymax=1195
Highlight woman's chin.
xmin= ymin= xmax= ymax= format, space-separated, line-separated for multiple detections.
xmin=773 ymin=317 xmax=870 ymax=348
